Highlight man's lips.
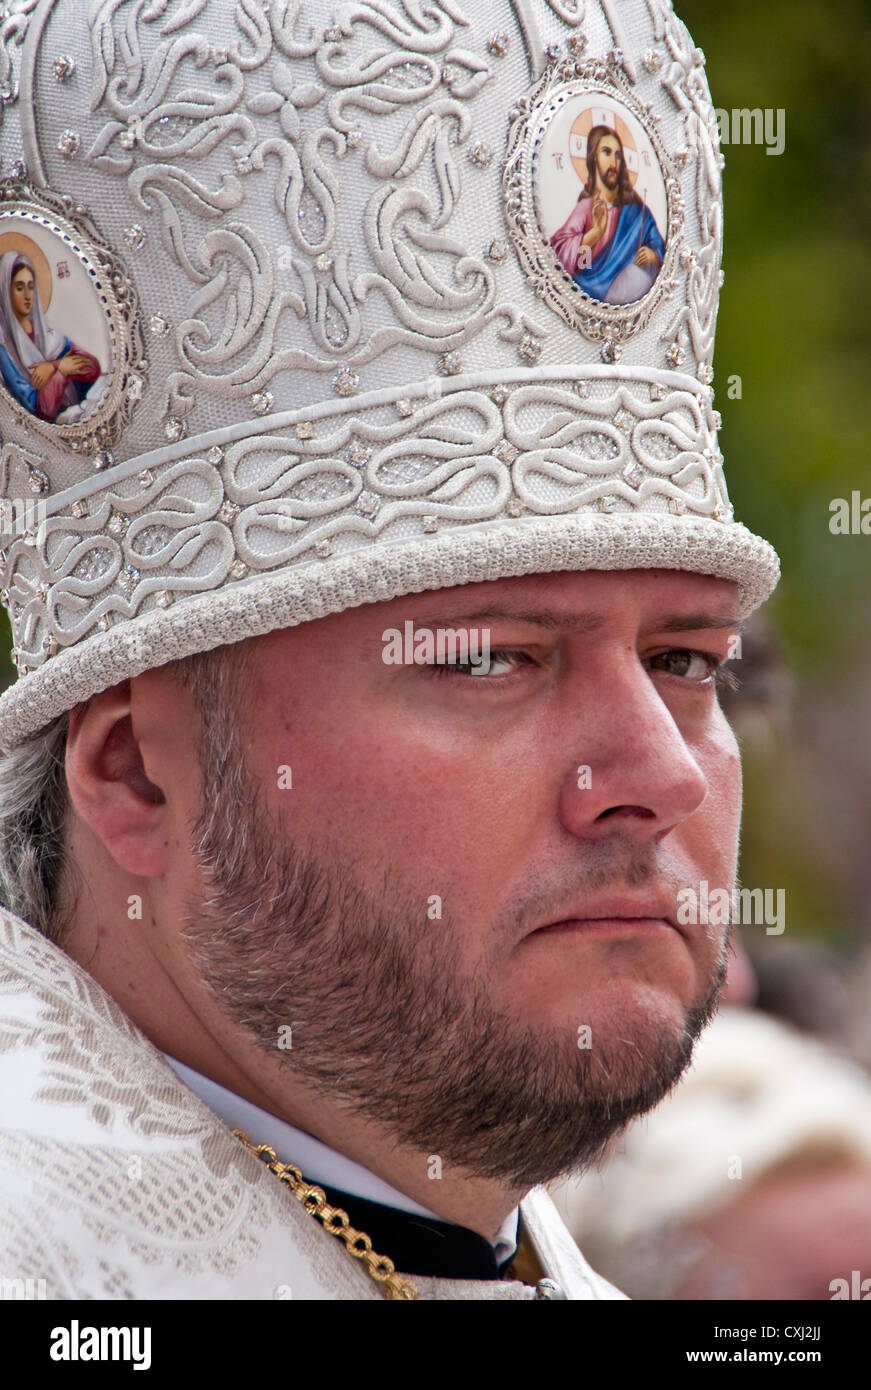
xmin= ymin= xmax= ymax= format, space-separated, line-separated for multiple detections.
xmin=527 ymin=898 xmax=681 ymax=939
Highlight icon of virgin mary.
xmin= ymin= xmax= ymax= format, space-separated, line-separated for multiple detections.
xmin=0 ymin=251 xmax=104 ymax=423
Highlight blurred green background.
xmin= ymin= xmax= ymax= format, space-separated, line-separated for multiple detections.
xmin=677 ymin=0 xmax=871 ymax=977
xmin=1 ymin=1 xmax=869 ymax=993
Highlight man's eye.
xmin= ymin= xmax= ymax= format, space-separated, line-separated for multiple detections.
xmin=648 ymin=649 xmax=720 ymax=682
xmin=428 ymin=649 xmax=534 ymax=679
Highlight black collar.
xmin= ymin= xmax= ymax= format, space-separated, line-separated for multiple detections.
xmin=315 ymin=1180 xmax=519 ymax=1281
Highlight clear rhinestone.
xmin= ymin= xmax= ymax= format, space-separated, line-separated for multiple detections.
xmin=666 ymin=343 xmax=686 ymax=368
xmin=53 ymin=54 xmax=76 ymax=82
xmin=623 ymin=463 xmax=644 ymax=488
xmin=598 ymin=496 xmax=617 ymax=513
xmin=27 ymin=468 xmax=49 ymax=494
xmin=642 ymin=49 xmax=663 ymax=73
xmin=22 ymin=530 xmax=36 ymax=546
xmin=614 ymin=410 xmax=633 ymax=432
xmin=9 ymin=158 xmax=27 ymax=179
xmin=568 ymin=33 xmax=588 ymax=54
xmin=422 ymin=515 xmax=439 ymax=533
xmin=487 ymin=239 xmax=509 ymax=264
xmin=149 ymin=313 xmax=171 ymax=337
xmin=315 ymin=253 xmax=334 ymax=273
xmin=468 ymin=142 xmax=494 ymax=168
xmin=488 ymin=31 xmax=509 ymax=56
xmin=506 ymin=497 xmax=524 ymax=518
xmin=207 ymin=445 xmax=225 ymax=465
xmin=96 ymin=614 xmax=112 ymax=631
xmin=650 ymin=382 xmax=666 ymax=402
xmin=165 ymin=416 xmax=187 ymax=442
xmin=608 ymin=48 xmax=625 ymax=66
xmin=345 ymin=440 xmax=371 ymax=466
xmin=711 ymin=410 xmax=723 ymax=431
xmin=680 ymin=247 xmax=698 ymax=270
xmin=123 ymin=224 xmax=146 ymax=253
xmin=396 ymin=398 xmax=415 ymax=418
xmin=155 ymin=590 xmax=173 ymax=608
xmin=35 ymin=581 xmax=50 ymax=603
xmin=107 ymin=511 xmax=129 ymax=537
xmin=218 ymin=500 xmax=241 ymax=524
xmin=674 ymin=148 xmax=693 ymax=168
xmin=71 ymin=499 xmax=88 ymax=519
xmin=213 ymin=46 xmax=229 ymax=64
xmin=545 ymin=42 xmax=562 ymax=63
xmin=42 ymin=634 xmax=58 ymax=656
xmin=346 ymin=129 xmax=364 ymax=149
xmin=713 ymin=503 xmax=732 ymax=523
xmin=490 ymin=385 xmax=510 ymax=406
xmin=126 ymin=374 xmax=144 ymax=404
xmin=122 ymin=564 xmax=142 ymax=591
xmin=437 ymin=352 xmax=463 ymax=376
xmin=229 ymin=559 xmax=249 ymax=579
xmin=356 ymin=491 xmax=380 ymax=517
xmin=137 ymin=469 xmax=154 ymax=489
xmin=574 ymin=380 xmax=591 ymax=399
xmin=93 ymin=450 xmax=114 ymax=471
xmin=324 ymin=24 xmax=343 ymax=41
xmin=57 ymin=129 xmax=80 ymax=158
xmin=332 ymin=368 xmax=359 ymax=397
xmin=600 ymin=341 xmax=622 ymax=364
xmin=519 ymin=334 xmax=542 ymax=364
xmin=251 ymin=390 xmax=274 ymax=415
xmin=118 ymin=127 xmax=137 ymax=151
xmin=296 ymin=421 xmax=315 ymax=441
xmin=495 ymin=440 xmax=519 ymax=465
xmin=669 ymin=497 xmax=687 ymax=516
xmin=697 ymin=362 xmax=714 ymax=385
xmin=314 ymin=539 xmax=333 ymax=558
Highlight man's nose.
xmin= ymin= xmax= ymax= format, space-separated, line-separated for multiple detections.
xmin=556 ymin=656 xmax=711 ymax=843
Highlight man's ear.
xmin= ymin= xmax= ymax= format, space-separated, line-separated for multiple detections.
xmin=66 ymin=681 xmax=169 ymax=878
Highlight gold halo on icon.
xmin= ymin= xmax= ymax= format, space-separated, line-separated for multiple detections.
xmin=569 ymin=108 xmax=638 ymax=188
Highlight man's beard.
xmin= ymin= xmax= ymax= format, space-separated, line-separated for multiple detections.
xmin=180 ymin=723 xmax=727 ymax=1190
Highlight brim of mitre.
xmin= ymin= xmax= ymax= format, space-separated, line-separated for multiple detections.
xmin=0 ymin=509 xmax=779 ymax=750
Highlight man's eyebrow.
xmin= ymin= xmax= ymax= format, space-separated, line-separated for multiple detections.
xmin=409 ymin=608 xmax=742 ymax=633
xmin=410 ymin=608 xmax=606 ymax=633
xmin=655 ymin=614 xmax=743 ymax=633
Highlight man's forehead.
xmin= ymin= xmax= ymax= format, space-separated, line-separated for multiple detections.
xmin=379 ymin=569 xmax=740 ymax=626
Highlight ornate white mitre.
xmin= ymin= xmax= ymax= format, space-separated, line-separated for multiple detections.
xmin=0 ymin=0 xmax=779 ymax=748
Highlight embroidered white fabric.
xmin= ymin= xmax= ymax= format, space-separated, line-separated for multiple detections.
xmin=0 ymin=906 xmax=625 ymax=1300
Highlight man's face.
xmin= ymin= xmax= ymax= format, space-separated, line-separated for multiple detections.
xmin=179 ymin=568 xmax=742 ymax=1186
xmin=11 ymin=268 xmax=35 ymax=322
xmin=595 ymin=135 xmax=622 ymax=192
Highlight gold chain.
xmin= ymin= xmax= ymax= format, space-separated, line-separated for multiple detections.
xmin=233 ymin=1129 xmax=418 ymax=1301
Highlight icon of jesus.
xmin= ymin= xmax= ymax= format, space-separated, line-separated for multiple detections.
xmin=550 ymin=125 xmax=665 ymax=305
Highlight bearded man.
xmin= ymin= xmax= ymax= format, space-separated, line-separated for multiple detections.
xmin=0 ymin=0 xmax=778 ymax=1300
